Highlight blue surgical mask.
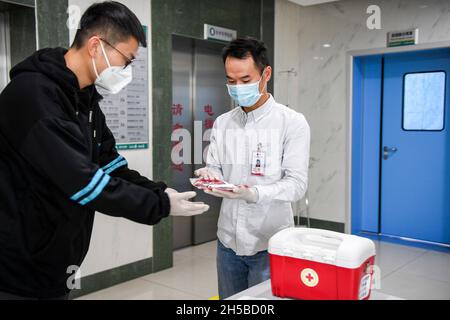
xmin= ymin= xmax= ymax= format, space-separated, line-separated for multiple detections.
xmin=226 ymin=70 xmax=266 ymax=107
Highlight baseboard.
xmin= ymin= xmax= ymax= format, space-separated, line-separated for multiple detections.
xmin=69 ymin=257 xmax=153 ymax=300
xmin=357 ymin=231 xmax=450 ymax=253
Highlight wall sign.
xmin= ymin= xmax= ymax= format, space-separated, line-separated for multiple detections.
xmin=387 ymin=28 xmax=419 ymax=47
xmin=99 ymin=26 xmax=149 ymax=150
xmin=204 ymin=24 xmax=237 ymax=43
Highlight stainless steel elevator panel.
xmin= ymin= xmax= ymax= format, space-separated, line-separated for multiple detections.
xmin=192 ymin=40 xmax=231 ymax=245
xmin=172 ymin=36 xmax=195 ymax=250
xmin=172 ymin=35 xmax=231 ymax=249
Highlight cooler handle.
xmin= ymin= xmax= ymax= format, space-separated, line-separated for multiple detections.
xmin=299 ymin=233 xmax=343 ymax=251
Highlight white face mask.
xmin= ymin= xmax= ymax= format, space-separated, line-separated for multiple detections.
xmin=92 ymin=41 xmax=133 ymax=95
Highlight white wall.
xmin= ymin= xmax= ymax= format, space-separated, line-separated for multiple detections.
xmin=275 ymin=0 xmax=450 ymax=227
xmin=68 ymin=0 xmax=154 ymax=277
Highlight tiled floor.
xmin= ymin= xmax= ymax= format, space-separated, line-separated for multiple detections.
xmin=77 ymin=239 xmax=450 ymax=300
xmin=77 ymin=241 xmax=218 ymax=300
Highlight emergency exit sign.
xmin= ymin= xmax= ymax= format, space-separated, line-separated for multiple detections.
xmin=387 ymin=28 xmax=419 ymax=47
xmin=204 ymin=24 xmax=237 ymax=43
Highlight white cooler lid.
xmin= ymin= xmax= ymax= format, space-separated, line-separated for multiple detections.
xmin=269 ymin=228 xmax=376 ymax=269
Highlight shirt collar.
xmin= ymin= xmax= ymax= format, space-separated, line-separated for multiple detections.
xmin=236 ymin=94 xmax=275 ymax=125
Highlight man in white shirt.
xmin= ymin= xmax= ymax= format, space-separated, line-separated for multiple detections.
xmin=195 ymin=37 xmax=311 ymax=299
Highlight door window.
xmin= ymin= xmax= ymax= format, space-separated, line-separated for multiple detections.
xmin=403 ymin=71 xmax=446 ymax=131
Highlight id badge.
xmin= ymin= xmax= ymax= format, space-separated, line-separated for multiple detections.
xmin=251 ymin=143 xmax=266 ymax=176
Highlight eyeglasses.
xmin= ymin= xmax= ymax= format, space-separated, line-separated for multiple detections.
xmin=100 ymin=38 xmax=135 ymax=69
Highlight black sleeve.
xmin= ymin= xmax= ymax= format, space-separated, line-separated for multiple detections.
xmin=19 ymin=117 xmax=171 ymax=226
xmin=98 ymin=111 xmax=168 ymax=192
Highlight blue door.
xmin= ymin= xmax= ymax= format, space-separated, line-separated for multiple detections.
xmin=381 ymin=49 xmax=450 ymax=245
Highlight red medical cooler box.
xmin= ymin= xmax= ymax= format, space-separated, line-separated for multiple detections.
xmin=269 ymin=228 xmax=376 ymax=300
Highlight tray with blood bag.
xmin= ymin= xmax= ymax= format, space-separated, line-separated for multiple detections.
xmin=190 ymin=178 xmax=236 ymax=191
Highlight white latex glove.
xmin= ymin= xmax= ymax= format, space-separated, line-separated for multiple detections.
xmin=166 ymin=190 xmax=210 ymax=217
xmin=194 ymin=167 xmax=222 ymax=181
xmin=204 ymin=186 xmax=259 ymax=204
xmin=165 ymin=188 xmax=178 ymax=195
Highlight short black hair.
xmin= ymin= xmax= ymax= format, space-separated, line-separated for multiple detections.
xmin=71 ymin=1 xmax=147 ymax=49
xmin=222 ymin=37 xmax=270 ymax=73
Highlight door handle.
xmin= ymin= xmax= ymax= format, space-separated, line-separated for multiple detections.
xmin=383 ymin=146 xmax=398 ymax=160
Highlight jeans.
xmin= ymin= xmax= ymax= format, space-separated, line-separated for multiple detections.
xmin=217 ymin=241 xmax=271 ymax=300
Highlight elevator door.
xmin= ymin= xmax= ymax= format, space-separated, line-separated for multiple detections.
xmin=0 ymin=1 xmax=37 ymax=92
xmin=172 ymin=36 xmax=231 ymax=250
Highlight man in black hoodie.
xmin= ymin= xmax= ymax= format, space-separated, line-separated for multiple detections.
xmin=0 ymin=1 xmax=209 ymax=300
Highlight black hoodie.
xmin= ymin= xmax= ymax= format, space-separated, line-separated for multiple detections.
xmin=0 ymin=48 xmax=171 ymax=299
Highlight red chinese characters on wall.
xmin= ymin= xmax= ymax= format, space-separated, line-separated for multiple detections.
xmin=172 ymin=103 xmax=183 ymax=117
xmin=171 ymin=103 xmax=217 ymax=172
xmin=204 ymin=104 xmax=215 ymax=117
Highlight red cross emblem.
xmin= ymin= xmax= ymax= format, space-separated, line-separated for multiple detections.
xmin=301 ymin=269 xmax=319 ymax=287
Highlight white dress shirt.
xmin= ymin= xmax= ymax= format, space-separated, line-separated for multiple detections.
xmin=207 ymin=95 xmax=311 ymax=256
